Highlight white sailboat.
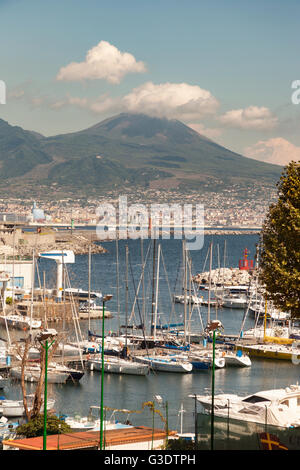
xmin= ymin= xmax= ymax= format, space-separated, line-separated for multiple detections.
xmin=88 ymin=355 xmax=149 ymax=376
xmin=133 ymin=354 xmax=193 ymax=373
xmin=174 ymin=351 xmax=225 ymax=370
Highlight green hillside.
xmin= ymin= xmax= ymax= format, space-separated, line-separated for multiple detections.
xmin=0 ymin=113 xmax=282 ymax=197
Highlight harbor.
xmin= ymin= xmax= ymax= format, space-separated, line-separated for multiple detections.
xmin=0 ymin=232 xmax=298 ymax=450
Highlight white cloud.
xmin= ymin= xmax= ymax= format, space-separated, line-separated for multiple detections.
xmin=244 ymin=137 xmax=300 ymax=166
xmin=51 ymin=94 xmax=119 ymax=114
xmin=56 ymin=40 xmax=146 ymax=84
xmin=121 ymin=82 xmax=219 ymax=120
xmin=219 ymin=105 xmax=278 ymax=130
xmin=187 ymin=122 xmax=223 ymax=140
xmin=50 ymin=81 xmax=219 ymax=122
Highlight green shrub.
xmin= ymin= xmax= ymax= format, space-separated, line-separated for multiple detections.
xmin=16 ymin=414 xmax=72 ymax=438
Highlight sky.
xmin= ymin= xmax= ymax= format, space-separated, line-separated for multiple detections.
xmin=1 ymin=0 xmax=300 ymax=165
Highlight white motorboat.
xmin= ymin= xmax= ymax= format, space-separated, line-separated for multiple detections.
xmin=0 ymin=416 xmax=18 ymax=442
xmin=63 ymin=288 xmax=102 ymax=300
xmin=88 ymin=355 xmax=149 ymax=376
xmin=218 ymin=293 xmax=248 ymax=309
xmin=174 ymin=294 xmax=202 ymax=305
xmin=242 ymin=326 xmax=290 ymax=341
xmin=0 ymin=314 xmax=42 ymax=330
xmin=0 ymin=397 xmax=55 ymax=417
xmin=0 ymin=375 xmax=8 ymax=389
xmin=10 ymin=365 xmax=70 ymax=384
xmin=63 ymin=406 xmax=133 ymax=432
xmin=249 ymin=302 xmax=290 ymax=321
xmin=133 ymin=354 xmax=193 ymax=373
xmin=222 ymin=350 xmax=251 ymax=367
xmin=191 ymin=383 xmax=300 ymax=428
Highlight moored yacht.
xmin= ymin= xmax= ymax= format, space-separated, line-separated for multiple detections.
xmin=191 ymin=384 xmax=300 ymax=428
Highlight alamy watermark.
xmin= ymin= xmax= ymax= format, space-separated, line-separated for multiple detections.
xmin=291 ymin=80 xmax=300 ymax=104
xmin=96 ymin=195 xmax=204 ymax=250
xmin=0 ymin=80 xmax=6 ymax=104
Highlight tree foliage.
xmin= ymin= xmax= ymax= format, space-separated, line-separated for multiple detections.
xmin=259 ymin=161 xmax=300 ymax=317
xmin=16 ymin=414 xmax=71 ymax=438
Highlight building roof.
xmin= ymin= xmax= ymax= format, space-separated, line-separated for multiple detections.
xmin=3 ymin=426 xmax=175 ymax=451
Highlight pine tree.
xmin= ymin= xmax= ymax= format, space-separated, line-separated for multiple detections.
xmin=259 ymin=161 xmax=300 ymax=317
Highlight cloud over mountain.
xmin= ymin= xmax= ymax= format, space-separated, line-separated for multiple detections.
xmin=122 ymin=82 xmax=219 ymax=120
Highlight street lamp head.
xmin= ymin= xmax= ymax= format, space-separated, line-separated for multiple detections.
xmin=36 ymin=328 xmax=58 ymax=343
xmin=154 ymin=395 xmax=163 ymax=404
xmin=205 ymin=320 xmax=224 ymax=332
xmin=102 ymin=294 xmax=113 ymax=302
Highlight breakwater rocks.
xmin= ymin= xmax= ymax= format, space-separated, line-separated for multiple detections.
xmin=193 ymin=267 xmax=255 ymax=286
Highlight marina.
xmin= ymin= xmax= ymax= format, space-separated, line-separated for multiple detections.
xmin=0 ymin=233 xmax=299 ymax=450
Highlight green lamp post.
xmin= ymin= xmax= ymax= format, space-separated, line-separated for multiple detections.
xmin=205 ymin=320 xmax=223 ymax=451
xmin=100 ymin=294 xmax=112 ymax=450
xmin=37 ymin=328 xmax=57 ymax=451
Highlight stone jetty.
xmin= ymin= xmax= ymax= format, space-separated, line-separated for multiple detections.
xmin=193 ymin=267 xmax=255 ymax=286
xmin=0 ymin=225 xmax=107 ymax=257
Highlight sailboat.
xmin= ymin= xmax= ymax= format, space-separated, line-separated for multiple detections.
xmin=133 ymin=353 xmax=193 ymax=373
xmin=173 ymin=350 xmax=225 ymax=370
xmin=131 ymin=242 xmax=193 ymax=373
xmin=88 ymin=354 xmax=150 ymax=375
xmin=239 ymin=298 xmax=297 ymax=361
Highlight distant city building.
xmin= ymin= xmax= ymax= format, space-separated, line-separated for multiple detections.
xmin=32 ymin=202 xmax=45 ymax=222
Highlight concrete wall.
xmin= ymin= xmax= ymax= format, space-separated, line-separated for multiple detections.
xmin=0 ymin=260 xmax=33 ymax=290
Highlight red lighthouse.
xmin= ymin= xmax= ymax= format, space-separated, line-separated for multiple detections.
xmin=239 ymin=248 xmax=254 ymax=270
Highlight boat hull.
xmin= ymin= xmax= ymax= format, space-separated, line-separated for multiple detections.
xmin=134 ymin=356 xmax=193 ymax=373
xmin=89 ymin=358 xmax=149 ymax=376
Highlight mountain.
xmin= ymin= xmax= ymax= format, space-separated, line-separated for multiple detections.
xmin=0 ymin=119 xmax=52 ymax=178
xmin=0 ymin=113 xmax=282 ymax=198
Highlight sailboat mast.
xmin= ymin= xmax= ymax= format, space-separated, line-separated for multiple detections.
xmin=88 ymin=245 xmax=91 ymax=332
xmin=207 ymin=242 xmax=213 ymax=325
xmin=141 ymin=238 xmax=145 ymax=329
xmin=30 ymin=250 xmax=35 ymax=337
xmin=153 ymin=243 xmax=161 ymax=342
xmin=183 ymin=240 xmax=187 ymax=345
xmin=150 ymin=239 xmax=156 ymax=336
xmin=125 ymin=244 xmax=129 ymax=350
xmin=116 ymin=236 xmax=120 ymax=336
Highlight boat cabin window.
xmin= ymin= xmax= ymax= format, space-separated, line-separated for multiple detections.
xmin=242 ymin=395 xmax=270 ymax=404
xmin=281 ymin=400 xmax=289 ymax=408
